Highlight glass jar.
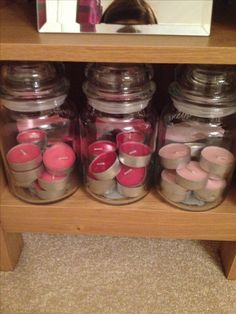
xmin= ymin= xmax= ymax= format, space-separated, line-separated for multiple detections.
xmin=78 ymin=63 xmax=157 ymax=204
xmin=0 ymin=62 xmax=79 ymax=203
xmin=157 ymin=65 xmax=236 ymax=211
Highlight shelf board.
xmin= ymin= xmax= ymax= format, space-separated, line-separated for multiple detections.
xmin=1 ymin=186 xmax=236 ymax=241
xmin=1 ymin=2 xmax=236 ymax=64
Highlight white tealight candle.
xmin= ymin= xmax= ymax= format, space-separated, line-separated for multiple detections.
xmin=200 ymin=146 xmax=235 ymax=178
xmin=194 ymin=176 xmax=227 ymax=203
xmin=158 ymin=143 xmax=191 ymax=170
xmin=11 ymin=164 xmax=44 ymax=188
xmin=176 ymin=161 xmax=208 ymax=190
xmin=160 ymin=169 xmax=189 ymax=203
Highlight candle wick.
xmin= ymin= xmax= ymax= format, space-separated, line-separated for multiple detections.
xmin=97 ymin=162 xmax=106 ymax=166
xmin=124 ymin=169 xmax=133 ymax=176
xmin=129 ymin=150 xmax=137 ymax=155
xmin=94 ymin=148 xmax=103 ymax=151
xmin=20 ymin=149 xmax=27 ymax=156
xmin=58 ymin=157 xmax=68 ymax=160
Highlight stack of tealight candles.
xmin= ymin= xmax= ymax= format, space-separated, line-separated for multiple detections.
xmin=87 ymin=130 xmax=152 ymax=201
xmin=159 ymin=143 xmax=235 ymax=207
xmin=6 ymin=128 xmax=76 ymax=201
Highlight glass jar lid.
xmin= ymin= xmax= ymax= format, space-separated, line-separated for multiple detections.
xmin=0 ymin=62 xmax=69 ymax=112
xmin=83 ymin=63 xmax=156 ymax=114
xmin=169 ymin=65 xmax=236 ymax=118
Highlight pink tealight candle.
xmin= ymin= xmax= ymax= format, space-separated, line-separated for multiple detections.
xmin=38 ymin=171 xmax=68 ymax=191
xmin=158 ymin=143 xmax=191 ymax=170
xmin=89 ymin=151 xmax=121 ymax=180
xmin=194 ymin=176 xmax=227 ymax=203
xmin=43 ymin=143 xmax=76 ymax=176
xmin=116 ymin=165 xmax=147 ymax=198
xmin=33 ymin=182 xmax=66 ymax=200
xmin=166 ymin=123 xmax=207 ymax=143
xmin=200 ymin=146 xmax=235 ymax=178
xmin=87 ymin=172 xmax=116 ymax=195
xmin=160 ymin=169 xmax=189 ymax=203
xmin=6 ymin=143 xmax=42 ymax=171
xmin=16 ymin=129 xmax=47 ymax=149
xmin=116 ymin=131 xmax=144 ymax=147
xmin=176 ymin=161 xmax=208 ymax=190
xmin=88 ymin=140 xmax=116 ymax=159
xmin=11 ymin=164 xmax=44 ymax=188
xmin=119 ymin=141 xmax=151 ymax=168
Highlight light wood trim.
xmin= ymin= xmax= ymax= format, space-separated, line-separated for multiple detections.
xmin=1 ymin=3 xmax=236 ymax=63
xmin=1 ymin=187 xmax=236 ymax=240
xmin=0 ymin=225 xmax=23 ymax=271
xmin=220 ymin=242 xmax=236 ymax=280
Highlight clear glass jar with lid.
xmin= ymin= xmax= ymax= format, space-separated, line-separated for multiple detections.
xmin=157 ymin=65 xmax=236 ymax=211
xmin=78 ymin=63 xmax=157 ymax=204
xmin=0 ymin=62 xmax=79 ymax=203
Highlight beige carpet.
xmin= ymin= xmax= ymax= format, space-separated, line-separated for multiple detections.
xmin=0 ymin=234 xmax=236 ymax=314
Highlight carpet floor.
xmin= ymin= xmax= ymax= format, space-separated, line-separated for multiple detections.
xmin=0 ymin=234 xmax=236 ymax=314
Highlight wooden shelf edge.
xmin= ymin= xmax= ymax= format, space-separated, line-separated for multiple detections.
xmin=1 ymin=186 xmax=236 ymax=241
xmin=1 ymin=3 xmax=236 ymax=63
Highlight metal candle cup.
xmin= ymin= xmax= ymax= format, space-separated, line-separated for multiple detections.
xmin=119 ymin=142 xmax=151 ymax=168
xmin=158 ymin=143 xmax=191 ymax=170
xmin=11 ymin=164 xmax=44 ymax=188
xmin=185 ymin=142 xmax=206 ymax=159
xmin=116 ymin=165 xmax=147 ymax=198
xmin=160 ymin=169 xmax=189 ymax=203
xmin=176 ymin=161 xmax=208 ymax=190
xmin=38 ymin=171 xmax=68 ymax=191
xmin=200 ymin=146 xmax=235 ymax=178
xmin=88 ymin=140 xmax=116 ymax=159
xmin=16 ymin=128 xmax=47 ymax=150
xmin=43 ymin=143 xmax=76 ymax=176
xmin=89 ymin=151 xmax=121 ymax=180
xmin=33 ymin=182 xmax=66 ymax=200
xmin=87 ymin=172 xmax=116 ymax=195
xmin=6 ymin=143 xmax=42 ymax=171
xmin=194 ymin=176 xmax=227 ymax=203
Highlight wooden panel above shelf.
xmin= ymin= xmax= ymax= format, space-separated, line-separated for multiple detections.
xmin=1 ymin=186 xmax=236 ymax=241
xmin=0 ymin=2 xmax=236 ymax=64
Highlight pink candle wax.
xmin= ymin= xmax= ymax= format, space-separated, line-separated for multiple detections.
xmin=116 ymin=165 xmax=146 ymax=187
xmin=158 ymin=143 xmax=191 ymax=169
xmin=200 ymin=146 xmax=235 ymax=178
xmin=17 ymin=129 xmax=47 ymax=146
xmin=119 ymin=141 xmax=151 ymax=168
xmin=176 ymin=161 xmax=208 ymax=190
xmin=166 ymin=124 xmax=207 ymax=142
xmin=89 ymin=151 xmax=120 ymax=180
xmin=43 ymin=143 xmax=76 ymax=175
xmin=7 ymin=143 xmax=42 ymax=171
xmin=116 ymin=131 xmax=144 ymax=147
xmin=88 ymin=140 xmax=116 ymax=158
xmin=195 ymin=176 xmax=227 ymax=202
xmin=38 ymin=171 xmax=68 ymax=191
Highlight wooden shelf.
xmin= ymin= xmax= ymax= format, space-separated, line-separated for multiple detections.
xmin=1 ymin=2 xmax=236 ymax=64
xmin=1 ymin=186 xmax=236 ymax=241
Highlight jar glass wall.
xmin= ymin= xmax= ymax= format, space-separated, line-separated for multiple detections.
xmin=79 ymin=63 xmax=158 ymax=204
xmin=0 ymin=62 xmax=79 ymax=203
xmin=157 ymin=65 xmax=236 ymax=211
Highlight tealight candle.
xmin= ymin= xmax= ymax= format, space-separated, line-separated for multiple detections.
xmin=165 ymin=123 xmax=207 ymax=143
xmin=16 ymin=129 xmax=47 ymax=149
xmin=11 ymin=164 xmax=44 ymax=188
xmin=87 ymin=172 xmax=116 ymax=195
xmin=160 ymin=169 xmax=189 ymax=203
xmin=89 ymin=151 xmax=121 ymax=180
xmin=6 ymin=143 xmax=42 ymax=171
xmin=158 ymin=143 xmax=191 ymax=170
xmin=116 ymin=165 xmax=147 ymax=198
xmin=185 ymin=142 xmax=205 ymax=159
xmin=38 ymin=171 xmax=68 ymax=191
xmin=116 ymin=131 xmax=144 ymax=147
xmin=176 ymin=161 xmax=208 ymax=190
xmin=43 ymin=143 xmax=76 ymax=176
xmin=119 ymin=142 xmax=151 ymax=168
xmin=200 ymin=146 xmax=235 ymax=178
xmin=33 ymin=182 xmax=66 ymax=200
xmin=88 ymin=140 xmax=116 ymax=159
xmin=194 ymin=176 xmax=227 ymax=203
